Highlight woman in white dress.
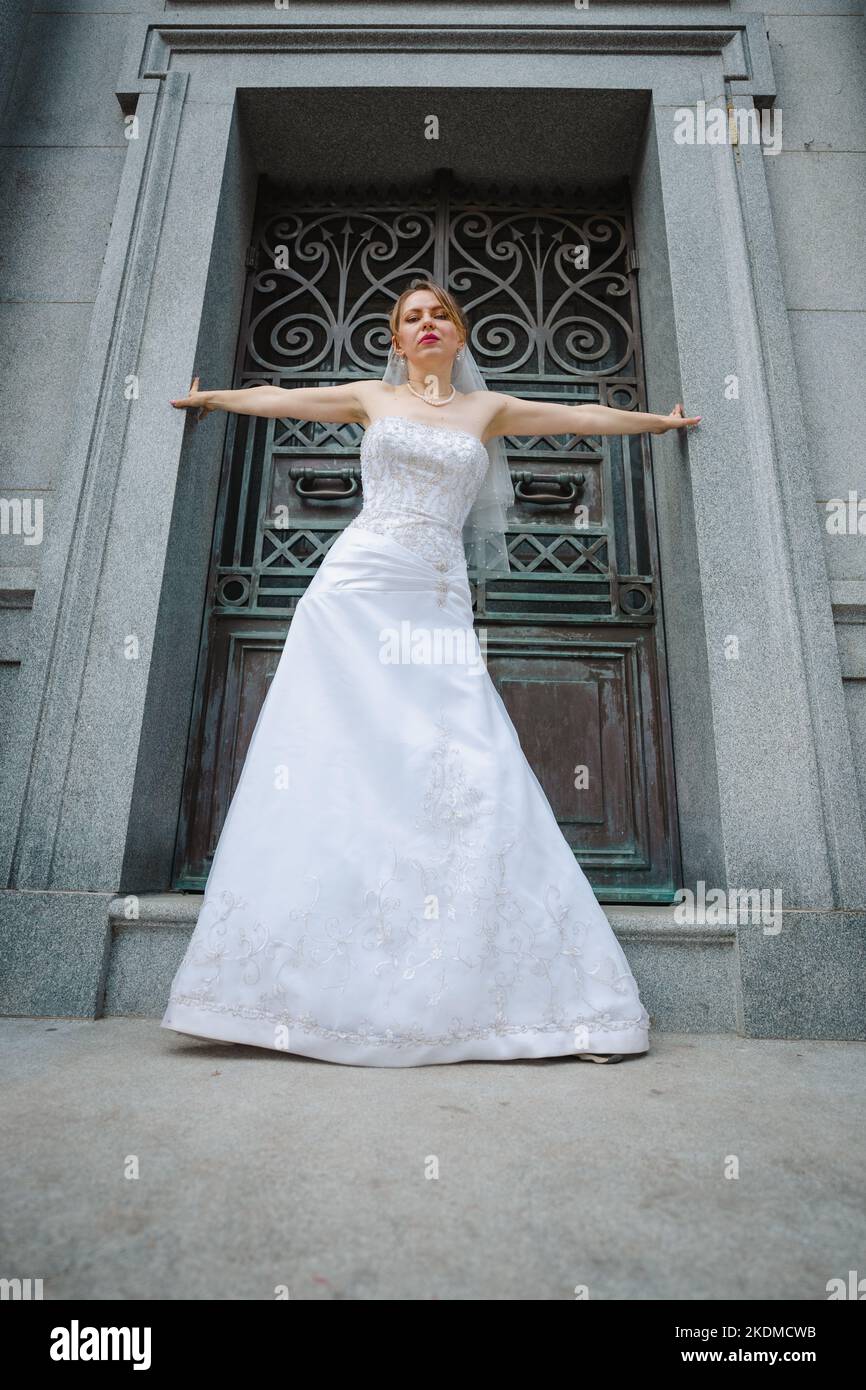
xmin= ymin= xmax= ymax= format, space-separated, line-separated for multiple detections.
xmin=163 ymin=281 xmax=700 ymax=1067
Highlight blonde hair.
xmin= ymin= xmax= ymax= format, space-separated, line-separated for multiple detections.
xmin=389 ymin=279 xmax=469 ymax=349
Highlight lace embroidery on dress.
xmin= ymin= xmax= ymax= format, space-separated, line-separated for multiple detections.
xmin=166 ymin=709 xmax=650 ymax=1048
xmin=344 ymin=417 xmax=490 ymax=586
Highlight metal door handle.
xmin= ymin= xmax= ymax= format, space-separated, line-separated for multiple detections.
xmin=290 ymin=465 xmax=361 ymax=500
xmin=513 ymin=470 xmax=585 ymax=504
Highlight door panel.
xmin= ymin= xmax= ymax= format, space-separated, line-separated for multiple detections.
xmin=489 ymin=628 xmax=672 ymax=898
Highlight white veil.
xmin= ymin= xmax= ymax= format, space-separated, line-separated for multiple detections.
xmin=381 ymin=342 xmax=514 ymax=574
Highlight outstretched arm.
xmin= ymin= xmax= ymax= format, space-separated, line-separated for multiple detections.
xmin=486 ymin=393 xmax=701 ymax=440
xmin=169 ymin=376 xmax=368 ymax=425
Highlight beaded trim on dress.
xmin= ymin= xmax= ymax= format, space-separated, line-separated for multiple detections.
xmin=165 ymin=710 xmax=650 ymax=1050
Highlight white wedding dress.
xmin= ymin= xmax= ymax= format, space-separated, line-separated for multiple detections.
xmin=161 ymin=415 xmax=651 ymax=1065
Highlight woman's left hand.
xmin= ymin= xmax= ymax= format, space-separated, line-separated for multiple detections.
xmin=652 ymin=403 xmax=701 ymax=434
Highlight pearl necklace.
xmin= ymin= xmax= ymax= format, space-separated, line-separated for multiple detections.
xmin=405 ymin=379 xmax=456 ymax=407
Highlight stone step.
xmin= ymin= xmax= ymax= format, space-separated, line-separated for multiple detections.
xmin=105 ymin=894 xmax=739 ymax=1034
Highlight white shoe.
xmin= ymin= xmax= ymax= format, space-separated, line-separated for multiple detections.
xmin=576 ymin=1052 xmax=625 ymax=1063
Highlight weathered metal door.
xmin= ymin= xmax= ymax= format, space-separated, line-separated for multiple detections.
xmin=173 ymin=170 xmax=680 ymax=901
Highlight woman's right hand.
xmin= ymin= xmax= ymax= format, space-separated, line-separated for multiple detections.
xmin=169 ymin=375 xmax=216 ymax=421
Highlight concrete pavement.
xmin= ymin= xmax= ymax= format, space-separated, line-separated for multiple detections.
xmin=1 ymin=1021 xmax=863 ymax=1300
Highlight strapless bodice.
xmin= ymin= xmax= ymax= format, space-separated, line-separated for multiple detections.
xmin=343 ymin=415 xmax=490 ymax=575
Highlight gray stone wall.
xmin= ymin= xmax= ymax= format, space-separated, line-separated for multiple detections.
xmin=0 ymin=0 xmax=162 ymax=755
xmin=730 ymin=0 xmax=866 ymax=819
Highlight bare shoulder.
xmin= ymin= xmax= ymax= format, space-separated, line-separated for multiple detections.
xmin=354 ymin=379 xmax=396 ymax=426
xmin=478 ymin=390 xmax=513 ymax=442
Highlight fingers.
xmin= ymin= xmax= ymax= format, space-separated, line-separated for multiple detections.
xmin=669 ymin=403 xmax=701 ymax=428
xmin=169 ymin=379 xmax=209 ymax=418
xmin=168 ymin=375 xmax=200 ymax=410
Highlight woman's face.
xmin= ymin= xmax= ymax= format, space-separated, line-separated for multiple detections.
xmin=393 ymin=292 xmax=464 ymax=377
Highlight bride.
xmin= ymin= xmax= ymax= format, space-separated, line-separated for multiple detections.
xmin=163 ymin=279 xmax=700 ymax=1067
